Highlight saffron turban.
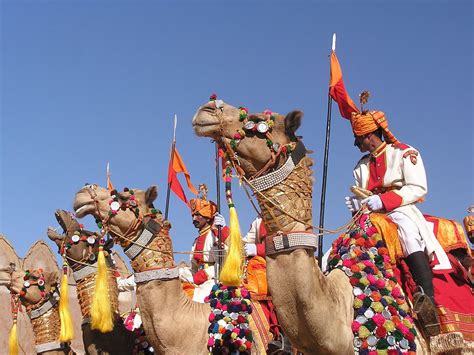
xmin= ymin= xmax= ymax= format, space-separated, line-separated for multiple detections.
xmin=351 ymin=111 xmax=399 ymax=144
xmin=190 ymin=198 xmax=217 ymax=218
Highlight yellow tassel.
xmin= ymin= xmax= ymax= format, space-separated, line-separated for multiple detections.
xmin=220 ymin=206 xmax=244 ymax=286
xmin=9 ymin=320 xmax=18 ymax=355
xmin=59 ymin=270 xmax=74 ymax=342
xmin=91 ymin=246 xmax=114 ymax=332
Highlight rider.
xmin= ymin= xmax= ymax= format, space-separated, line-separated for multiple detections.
xmin=345 ymin=109 xmax=451 ymax=334
xmin=242 ymin=217 xmax=291 ymax=353
xmin=181 ymin=192 xmax=229 ymax=302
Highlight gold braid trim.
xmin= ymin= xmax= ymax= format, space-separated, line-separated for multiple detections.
xmin=255 ymin=156 xmax=314 ymax=235
xmin=130 ymin=228 xmax=175 ymax=273
xmin=75 ymin=269 xmax=119 ymax=319
xmin=30 ymin=304 xmax=61 ymax=345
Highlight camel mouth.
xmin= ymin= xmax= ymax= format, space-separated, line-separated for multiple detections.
xmin=73 ymin=201 xmax=94 ymax=218
xmin=192 ymin=103 xmax=222 ymax=137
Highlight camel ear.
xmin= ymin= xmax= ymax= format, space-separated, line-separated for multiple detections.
xmin=285 ymin=111 xmax=303 ymax=141
xmin=145 ymin=186 xmax=158 ymax=206
xmin=47 ymin=227 xmax=64 ymax=249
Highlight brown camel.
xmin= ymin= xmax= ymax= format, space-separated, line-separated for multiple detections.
xmin=0 ymin=235 xmax=86 ymax=354
xmin=72 ymin=184 xmax=269 ymax=354
xmin=8 ymin=240 xmax=71 ymax=354
xmin=191 ymin=99 xmax=442 ymax=355
xmin=47 ymin=210 xmax=135 ymax=355
xmin=0 ymin=235 xmax=35 ymax=355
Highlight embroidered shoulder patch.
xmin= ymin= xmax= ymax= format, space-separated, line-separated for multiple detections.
xmin=403 ymin=150 xmax=418 ymax=165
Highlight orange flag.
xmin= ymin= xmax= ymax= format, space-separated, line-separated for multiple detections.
xmin=106 ymin=163 xmax=115 ymax=192
xmin=329 ymin=51 xmax=360 ymax=120
xmin=167 ymin=147 xmax=198 ymax=205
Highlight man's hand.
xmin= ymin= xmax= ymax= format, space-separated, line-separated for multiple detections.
xmin=361 ymin=195 xmax=383 ymax=211
xmin=244 ymin=243 xmax=257 ymax=257
xmin=213 ymin=213 xmax=226 ymax=227
xmin=345 ymin=196 xmax=361 ymax=212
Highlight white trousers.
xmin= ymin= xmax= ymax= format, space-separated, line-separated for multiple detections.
xmin=388 ymin=211 xmax=426 ymax=256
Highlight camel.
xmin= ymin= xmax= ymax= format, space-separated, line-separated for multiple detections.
xmin=192 ymin=99 xmax=449 ymax=354
xmin=47 ymin=210 xmax=135 ymax=355
xmin=0 ymin=235 xmax=86 ymax=355
xmin=72 ymin=184 xmax=270 ymax=354
xmin=193 ymin=99 xmax=355 ymax=354
xmin=0 ymin=234 xmax=35 ymax=355
xmin=8 ymin=240 xmax=72 ymax=354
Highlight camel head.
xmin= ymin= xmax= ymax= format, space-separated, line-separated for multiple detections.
xmin=47 ymin=209 xmax=113 ymax=266
xmin=0 ymin=235 xmax=21 ymax=289
xmin=192 ymin=98 xmax=303 ymax=176
xmin=10 ymin=241 xmax=59 ymax=308
xmin=73 ymin=184 xmax=159 ymax=246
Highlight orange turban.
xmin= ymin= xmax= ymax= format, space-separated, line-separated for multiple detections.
xmin=189 ymin=198 xmax=217 ymax=219
xmin=351 ymin=111 xmax=399 ymax=144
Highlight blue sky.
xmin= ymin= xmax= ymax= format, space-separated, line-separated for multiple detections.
xmin=1 ymin=0 xmax=472 ymax=265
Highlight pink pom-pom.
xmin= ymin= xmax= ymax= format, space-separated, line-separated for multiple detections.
xmin=207 ymin=338 xmax=215 ymax=347
xmin=373 ymin=313 xmax=385 ymax=326
xmin=342 ymin=259 xmax=354 ymax=268
xmin=392 ymin=287 xmax=402 ymax=298
xmin=351 ymin=321 xmax=361 ymax=332
xmin=375 ymin=279 xmax=386 ymax=288
xmin=367 ymin=274 xmax=377 ymax=285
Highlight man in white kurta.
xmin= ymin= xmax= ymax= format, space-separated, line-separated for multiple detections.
xmin=346 ymin=110 xmax=450 ymax=336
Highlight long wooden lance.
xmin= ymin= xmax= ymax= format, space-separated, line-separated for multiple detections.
xmin=214 ymin=142 xmax=223 ymax=279
xmin=164 ymin=114 xmax=178 ymax=221
xmin=317 ymin=33 xmax=336 ymax=266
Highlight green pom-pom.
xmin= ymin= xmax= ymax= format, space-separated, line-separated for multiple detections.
xmin=365 ymin=319 xmax=376 ymax=331
xmin=376 ymin=338 xmax=389 ymax=349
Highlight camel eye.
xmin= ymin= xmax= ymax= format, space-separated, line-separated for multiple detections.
xmin=84 ymin=183 xmax=97 ymax=190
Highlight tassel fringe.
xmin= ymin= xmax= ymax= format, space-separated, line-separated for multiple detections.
xmin=220 ymin=207 xmax=244 ymax=286
xmin=8 ymin=321 xmax=18 ymax=355
xmin=91 ymin=246 xmax=114 ymax=332
xmin=59 ymin=271 xmax=74 ymax=342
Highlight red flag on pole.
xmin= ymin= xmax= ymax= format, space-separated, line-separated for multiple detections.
xmin=167 ymin=148 xmax=197 ymax=205
xmin=329 ymin=51 xmax=360 ymax=119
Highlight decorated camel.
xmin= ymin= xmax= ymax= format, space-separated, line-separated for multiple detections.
xmin=47 ymin=209 xmax=135 ymax=355
xmin=72 ymin=184 xmax=271 ymax=354
xmin=0 ymin=235 xmax=36 ymax=354
xmin=0 ymin=235 xmax=86 ymax=354
xmin=9 ymin=240 xmax=71 ymax=354
xmin=192 ymin=98 xmax=473 ymax=354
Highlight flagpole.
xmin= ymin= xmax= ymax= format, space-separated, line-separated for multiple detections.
xmin=317 ymin=33 xmax=336 ymax=267
xmin=164 ymin=114 xmax=178 ymax=221
xmin=214 ymin=142 xmax=223 ymax=279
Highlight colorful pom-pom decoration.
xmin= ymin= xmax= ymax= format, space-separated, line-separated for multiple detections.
xmin=205 ymin=283 xmax=253 ymax=354
xmin=327 ymin=214 xmax=417 ymax=354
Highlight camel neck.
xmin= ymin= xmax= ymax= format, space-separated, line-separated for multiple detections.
xmin=255 ymin=156 xmax=314 ymax=236
xmin=126 ymin=226 xmax=175 ymax=273
xmin=75 ymin=269 xmax=119 ymax=319
xmin=30 ymin=303 xmax=61 ymax=347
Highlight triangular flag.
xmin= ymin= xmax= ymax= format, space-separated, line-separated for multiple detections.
xmin=329 ymin=51 xmax=360 ymax=120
